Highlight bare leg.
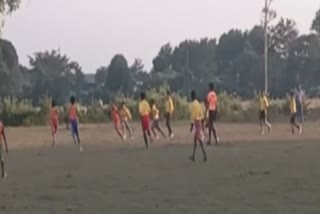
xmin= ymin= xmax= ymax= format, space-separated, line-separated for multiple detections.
xmin=143 ymin=132 xmax=149 ymax=149
xmin=199 ymin=139 xmax=207 ymax=162
xmin=156 ymin=124 xmax=166 ymax=138
xmin=1 ymin=160 xmax=6 ymax=178
xmin=166 ymin=113 xmax=173 ymax=137
xmin=124 ymin=121 xmax=133 ymax=138
xmin=189 ymin=136 xmax=197 ymax=162
xmin=151 ymin=122 xmax=157 ymax=138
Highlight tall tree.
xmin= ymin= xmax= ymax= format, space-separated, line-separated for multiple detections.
xmin=106 ymin=54 xmax=130 ymax=94
xmin=0 ymin=39 xmax=20 ymax=96
xmin=311 ymin=9 xmax=320 ymax=36
xmin=29 ymin=50 xmax=85 ymax=104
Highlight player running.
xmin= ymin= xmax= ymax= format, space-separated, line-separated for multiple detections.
xmin=0 ymin=121 xmax=8 ymax=178
xmin=289 ymin=92 xmax=302 ymax=134
xmin=111 ymin=104 xmax=126 ymax=141
xmin=259 ymin=91 xmax=272 ymax=135
xmin=139 ymin=92 xmax=152 ymax=148
xmin=150 ymin=99 xmax=166 ymax=140
xmin=189 ymin=90 xmax=207 ymax=162
xmin=205 ymin=83 xmax=219 ymax=145
xmin=50 ymin=100 xmax=59 ymax=148
xmin=68 ymin=96 xmax=83 ymax=152
xmin=119 ymin=102 xmax=134 ymax=140
xmin=165 ymin=91 xmax=175 ymax=139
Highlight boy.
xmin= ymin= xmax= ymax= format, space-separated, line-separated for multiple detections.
xmin=259 ymin=91 xmax=272 ymax=135
xmin=290 ymin=92 xmax=302 ymax=134
xmin=68 ymin=96 xmax=83 ymax=152
xmin=50 ymin=100 xmax=59 ymax=148
xmin=119 ymin=102 xmax=134 ymax=140
xmin=0 ymin=121 xmax=8 ymax=178
xmin=150 ymin=99 xmax=166 ymax=140
xmin=165 ymin=91 xmax=174 ymax=139
xmin=111 ymin=104 xmax=126 ymax=141
xmin=205 ymin=83 xmax=219 ymax=145
xmin=189 ymin=90 xmax=207 ymax=162
xmin=139 ymin=92 xmax=152 ymax=148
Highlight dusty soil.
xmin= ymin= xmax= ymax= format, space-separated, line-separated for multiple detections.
xmin=1 ymin=122 xmax=320 ymax=214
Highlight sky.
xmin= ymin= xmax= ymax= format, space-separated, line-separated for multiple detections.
xmin=3 ymin=0 xmax=320 ymax=73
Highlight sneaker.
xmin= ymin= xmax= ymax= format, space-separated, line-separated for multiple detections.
xmin=2 ymin=172 xmax=7 ymax=179
xmin=215 ymin=137 xmax=220 ymax=145
xmin=170 ymin=133 xmax=175 ymax=139
xmin=189 ymin=156 xmax=195 ymax=162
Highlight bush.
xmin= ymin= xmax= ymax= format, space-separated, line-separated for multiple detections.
xmin=0 ymin=87 xmax=318 ymax=126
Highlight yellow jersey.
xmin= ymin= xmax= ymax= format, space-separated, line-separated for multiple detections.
xmin=139 ymin=100 xmax=151 ymax=116
xmin=190 ymin=100 xmax=204 ymax=122
xmin=166 ymin=97 xmax=174 ymax=113
xmin=259 ymin=95 xmax=269 ymax=111
xmin=120 ymin=106 xmax=132 ymax=120
xmin=151 ymin=104 xmax=160 ymax=120
xmin=290 ymin=97 xmax=297 ymax=114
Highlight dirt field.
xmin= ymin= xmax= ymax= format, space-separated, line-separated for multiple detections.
xmin=1 ymin=122 xmax=320 ymax=214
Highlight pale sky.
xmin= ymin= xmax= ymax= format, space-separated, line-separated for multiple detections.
xmin=3 ymin=0 xmax=320 ymax=73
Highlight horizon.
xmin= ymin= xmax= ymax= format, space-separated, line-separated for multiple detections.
xmin=3 ymin=0 xmax=320 ymax=73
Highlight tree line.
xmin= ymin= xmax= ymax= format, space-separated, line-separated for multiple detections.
xmin=0 ymin=6 xmax=320 ymax=105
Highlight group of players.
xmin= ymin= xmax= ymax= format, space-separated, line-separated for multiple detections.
xmin=0 ymin=83 xmax=305 ymax=179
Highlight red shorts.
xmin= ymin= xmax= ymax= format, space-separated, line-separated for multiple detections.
xmin=51 ymin=120 xmax=58 ymax=134
xmin=194 ymin=120 xmax=203 ymax=140
xmin=141 ymin=115 xmax=150 ymax=132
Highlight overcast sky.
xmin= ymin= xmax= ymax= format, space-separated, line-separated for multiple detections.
xmin=3 ymin=0 xmax=320 ymax=73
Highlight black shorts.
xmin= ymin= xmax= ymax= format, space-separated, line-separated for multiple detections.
xmin=290 ymin=113 xmax=296 ymax=123
xmin=208 ymin=110 xmax=217 ymax=123
xmin=259 ymin=110 xmax=266 ymax=121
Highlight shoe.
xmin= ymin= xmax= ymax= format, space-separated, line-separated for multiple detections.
xmin=189 ymin=156 xmax=195 ymax=162
xmin=2 ymin=172 xmax=7 ymax=179
xmin=170 ymin=133 xmax=175 ymax=139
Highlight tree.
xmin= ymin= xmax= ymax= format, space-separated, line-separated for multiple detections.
xmin=0 ymin=0 xmax=20 ymax=13
xmin=28 ymin=50 xmax=85 ymax=104
xmin=269 ymin=18 xmax=299 ymax=58
xmin=106 ymin=54 xmax=130 ymax=94
xmin=311 ymin=9 xmax=320 ymax=36
xmin=0 ymin=39 xmax=20 ymax=97
xmin=152 ymin=43 xmax=173 ymax=72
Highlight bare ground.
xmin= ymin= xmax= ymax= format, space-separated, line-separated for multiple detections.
xmin=1 ymin=122 xmax=320 ymax=214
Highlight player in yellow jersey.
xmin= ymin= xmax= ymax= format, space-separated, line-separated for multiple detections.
xmin=139 ymin=92 xmax=152 ymax=148
xmin=165 ymin=91 xmax=174 ymax=139
xmin=189 ymin=90 xmax=207 ymax=162
xmin=150 ymin=99 xmax=166 ymax=140
xmin=120 ymin=102 xmax=134 ymax=140
xmin=0 ymin=121 xmax=8 ymax=178
xmin=289 ymin=92 xmax=302 ymax=134
xmin=259 ymin=91 xmax=272 ymax=135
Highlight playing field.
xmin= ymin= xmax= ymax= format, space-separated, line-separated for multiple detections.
xmin=1 ymin=122 xmax=320 ymax=214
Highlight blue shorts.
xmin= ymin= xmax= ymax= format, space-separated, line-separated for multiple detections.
xmin=70 ymin=120 xmax=79 ymax=136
